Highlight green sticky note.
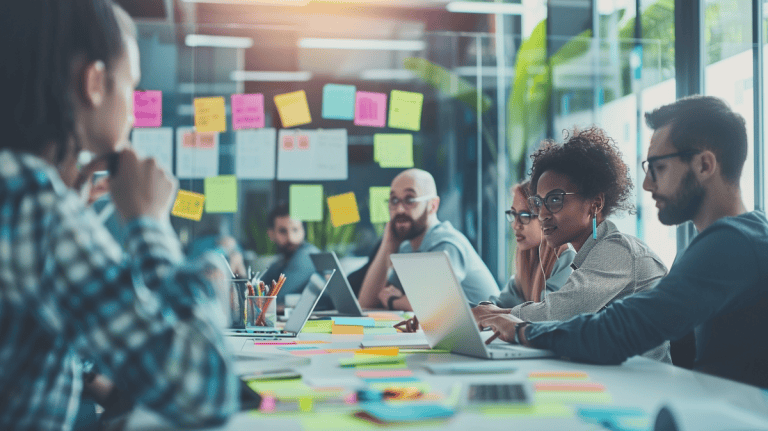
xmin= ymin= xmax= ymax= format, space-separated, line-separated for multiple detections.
xmin=204 ymin=175 xmax=237 ymax=213
xmin=373 ymin=134 xmax=414 ymax=168
xmin=301 ymin=320 xmax=333 ymax=334
xmin=289 ymin=185 xmax=323 ymax=222
xmin=535 ymin=391 xmax=612 ymax=405
xmin=301 ymin=412 xmax=372 ymax=431
xmin=388 ymin=90 xmax=424 ymax=131
xmin=355 ymin=361 xmax=408 ymax=370
xmin=368 ymin=186 xmax=390 ymax=224
xmin=247 ymin=378 xmax=313 ymax=399
xmin=480 ymin=403 xmax=573 ymax=417
xmin=339 ymin=354 xmax=407 ymax=367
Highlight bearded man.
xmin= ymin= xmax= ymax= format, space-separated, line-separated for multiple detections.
xmin=358 ymin=169 xmax=499 ymax=311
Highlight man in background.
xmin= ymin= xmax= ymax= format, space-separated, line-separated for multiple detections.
xmin=358 ymin=169 xmax=499 ymax=311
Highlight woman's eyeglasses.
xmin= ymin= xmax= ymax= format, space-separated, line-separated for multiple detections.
xmin=527 ymin=191 xmax=580 ymax=214
xmin=505 ymin=209 xmax=537 ymax=224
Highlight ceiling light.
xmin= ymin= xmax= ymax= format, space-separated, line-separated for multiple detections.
xmin=185 ymin=34 xmax=254 ymax=49
xmin=298 ymin=38 xmax=426 ymax=51
xmin=230 ymin=71 xmax=313 ymax=82
xmin=446 ymin=1 xmax=524 ymax=15
xmin=360 ymin=69 xmax=417 ymax=81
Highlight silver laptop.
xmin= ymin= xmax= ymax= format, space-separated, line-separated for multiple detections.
xmin=310 ymin=252 xmax=365 ymax=317
xmin=390 ymin=252 xmax=555 ymax=360
xmin=225 ymin=270 xmax=333 ymax=338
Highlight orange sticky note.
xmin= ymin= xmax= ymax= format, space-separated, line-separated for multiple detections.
xmin=534 ymin=382 xmax=605 ymax=392
xmin=171 ymin=190 xmax=205 ymax=221
xmin=194 ymin=97 xmax=227 ymax=132
xmin=528 ymin=371 xmax=589 ymax=380
xmin=274 ymin=90 xmax=312 ymax=128
xmin=324 ymin=348 xmax=359 ymax=353
xmin=332 ymin=325 xmax=365 ymax=335
xmin=354 ymin=347 xmax=399 ymax=356
xmin=327 ymin=192 xmax=360 ymax=227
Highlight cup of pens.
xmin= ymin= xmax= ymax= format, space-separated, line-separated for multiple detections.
xmin=245 ymin=296 xmax=277 ymax=328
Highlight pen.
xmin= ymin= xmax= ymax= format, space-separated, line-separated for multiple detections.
xmin=485 ymin=331 xmax=500 ymax=345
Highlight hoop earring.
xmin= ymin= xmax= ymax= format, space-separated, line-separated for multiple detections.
xmin=592 ymin=212 xmax=597 ymax=239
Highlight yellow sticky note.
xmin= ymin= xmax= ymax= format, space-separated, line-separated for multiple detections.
xmin=289 ymin=185 xmax=323 ymax=222
xmin=368 ymin=186 xmax=390 ymax=224
xmin=204 ymin=175 xmax=238 ymax=213
xmin=327 ymin=192 xmax=360 ymax=227
xmin=194 ymin=97 xmax=227 ymax=132
xmin=171 ymin=190 xmax=205 ymax=221
xmin=373 ymin=134 xmax=414 ymax=168
xmin=331 ymin=325 xmax=365 ymax=335
xmin=354 ymin=347 xmax=399 ymax=356
xmin=274 ymin=90 xmax=312 ymax=128
xmin=388 ymin=90 xmax=424 ymax=131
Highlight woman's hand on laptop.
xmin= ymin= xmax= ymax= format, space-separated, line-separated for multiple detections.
xmin=478 ymin=314 xmax=525 ymax=344
xmin=472 ymin=303 xmax=511 ymax=328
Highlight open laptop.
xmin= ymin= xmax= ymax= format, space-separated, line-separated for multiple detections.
xmin=225 ymin=270 xmax=333 ymax=338
xmin=390 ymin=251 xmax=555 ymax=360
xmin=310 ymin=252 xmax=365 ymax=317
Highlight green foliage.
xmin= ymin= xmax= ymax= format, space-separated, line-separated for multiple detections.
xmin=248 ymin=210 xmax=276 ymax=255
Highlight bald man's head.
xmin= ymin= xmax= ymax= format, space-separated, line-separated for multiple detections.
xmin=391 ymin=169 xmax=437 ymax=197
xmin=388 ymin=169 xmax=440 ymax=241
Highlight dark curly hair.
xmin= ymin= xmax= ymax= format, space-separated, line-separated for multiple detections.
xmin=529 ymin=127 xmax=634 ymax=218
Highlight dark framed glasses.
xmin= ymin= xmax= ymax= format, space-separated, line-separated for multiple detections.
xmin=528 ymin=191 xmax=579 ymax=214
xmin=505 ymin=209 xmax=537 ymax=225
xmin=387 ymin=195 xmax=435 ymax=209
xmin=641 ymin=150 xmax=701 ymax=182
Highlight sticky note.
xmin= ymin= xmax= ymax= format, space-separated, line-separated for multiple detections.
xmin=480 ymin=403 xmax=572 ymax=417
xmin=326 ymin=192 xmax=360 ymax=227
xmin=322 ymin=84 xmax=356 ymax=120
xmin=535 ymin=391 xmax=612 ymax=404
xmin=204 ymin=175 xmax=238 ymax=213
xmin=231 ymin=93 xmax=265 ymax=129
xmin=277 ymin=345 xmax=321 ymax=351
xmin=368 ymin=186 xmax=390 ymax=224
xmin=356 ymin=370 xmax=413 ymax=378
xmin=535 ymin=382 xmax=605 ymax=392
xmin=364 ymin=327 xmax=398 ymax=335
xmin=362 ymin=376 xmax=421 ymax=383
xmin=354 ymin=347 xmax=399 ymax=356
xmin=355 ymin=361 xmax=407 ymax=370
xmin=388 ymin=90 xmax=423 ymax=131
xmin=133 ymin=90 xmax=162 ymax=127
xmin=254 ymin=340 xmax=296 ymax=345
xmin=194 ymin=97 xmax=226 ymax=132
xmin=301 ymin=320 xmax=333 ymax=334
xmin=332 ymin=317 xmax=375 ymax=327
xmin=362 ymin=402 xmax=454 ymax=422
xmin=171 ymin=190 xmax=205 ymax=221
xmin=354 ymin=91 xmax=387 ymax=127
xmin=332 ymin=325 xmax=365 ymax=335
xmin=366 ymin=311 xmax=404 ymax=321
xmin=291 ymin=349 xmax=329 ymax=356
xmin=289 ymin=185 xmax=323 ymax=222
xmin=339 ymin=354 xmax=407 ymax=367
xmin=374 ymin=134 xmax=414 ymax=168
xmin=528 ymin=371 xmax=589 ymax=380
xmin=274 ymin=90 xmax=312 ymax=128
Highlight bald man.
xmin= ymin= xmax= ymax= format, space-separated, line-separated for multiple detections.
xmin=358 ymin=169 xmax=499 ymax=311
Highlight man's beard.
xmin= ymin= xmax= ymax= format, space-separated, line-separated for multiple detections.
xmin=656 ymin=170 xmax=705 ymax=226
xmin=391 ymin=209 xmax=429 ymax=240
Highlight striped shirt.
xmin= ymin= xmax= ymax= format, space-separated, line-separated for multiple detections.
xmin=0 ymin=150 xmax=238 ymax=430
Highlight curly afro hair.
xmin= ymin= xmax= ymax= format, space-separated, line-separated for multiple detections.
xmin=529 ymin=127 xmax=634 ymax=218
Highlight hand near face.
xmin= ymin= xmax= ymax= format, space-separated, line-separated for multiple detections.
xmin=109 ymin=149 xmax=178 ymax=222
xmin=478 ymin=314 xmax=525 ymax=344
xmin=381 ymin=220 xmax=404 ymax=252
xmin=378 ymin=285 xmax=403 ymax=309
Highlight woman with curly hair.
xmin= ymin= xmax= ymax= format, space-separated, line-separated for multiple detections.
xmin=476 ymin=127 xmax=671 ymax=362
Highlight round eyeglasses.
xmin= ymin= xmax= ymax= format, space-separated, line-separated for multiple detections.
xmin=505 ymin=209 xmax=537 ymax=225
xmin=527 ymin=191 xmax=579 ymax=214
xmin=387 ymin=195 xmax=435 ymax=209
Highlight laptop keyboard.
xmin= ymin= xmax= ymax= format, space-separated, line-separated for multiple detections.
xmin=467 ymin=384 xmax=527 ymax=403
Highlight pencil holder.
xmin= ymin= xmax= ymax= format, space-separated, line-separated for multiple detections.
xmin=245 ymin=296 xmax=277 ymax=328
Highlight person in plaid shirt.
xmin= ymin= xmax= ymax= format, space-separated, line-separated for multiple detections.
xmin=0 ymin=1 xmax=239 ymax=429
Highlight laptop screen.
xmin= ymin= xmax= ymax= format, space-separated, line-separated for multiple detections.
xmin=283 ymin=270 xmax=334 ymax=334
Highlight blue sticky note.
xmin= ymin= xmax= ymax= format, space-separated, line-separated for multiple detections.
xmin=277 ymin=345 xmax=321 ymax=351
xmin=362 ymin=402 xmax=455 ymax=422
xmin=322 ymin=84 xmax=356 ymax=120
xmin=332 ymin=317 xmax=375 ymax=327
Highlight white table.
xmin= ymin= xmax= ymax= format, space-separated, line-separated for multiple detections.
xmin=125 ymin=332 xmax=768 ymax=430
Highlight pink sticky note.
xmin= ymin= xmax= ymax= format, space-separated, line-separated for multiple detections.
xmin=133 ymin=90 xmax=162 ymax=127
xmin=291 ymin=349 xmax=329 ymax=356
xmin=231 ymin=93 xmax=265 ymax=130
xmin=354 ymin=91 xmax=387 ymax=127
xmin=254 ymin=341 xmax=296 ymax=345
xmin=355 ymin=369 xmax=413 ymax=378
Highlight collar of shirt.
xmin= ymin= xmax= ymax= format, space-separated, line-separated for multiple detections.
xmin=570 ymin=219 xmax=619 ymax=270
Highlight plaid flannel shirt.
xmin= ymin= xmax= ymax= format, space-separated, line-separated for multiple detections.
xmin=0 ymin=150 xmax=239 ymax=431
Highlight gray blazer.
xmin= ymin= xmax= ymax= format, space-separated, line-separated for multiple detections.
xmin=509 ymin=220 xmax=671 ymax=363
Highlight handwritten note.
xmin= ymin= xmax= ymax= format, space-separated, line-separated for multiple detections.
xmin=130 ymin=127 xmax=173 ymax=174
xmin=322 ymin=84 xmax=356 ymax=120
xmin=235 ymin=129 xmax=276 ymax=179
xmin=133 ymin=90 xmax=162 ymax=128
xmin=204 ymin=175 xmax=238 ymax=213
xmin=368 ymin=186 xmax=390 ymax=224
xmin=327 ymin=192 xmax=360 ymax=227
xmin=354 ymin=91 xmax=387 ymax=127
xmin=175 ymin=127 xmax=219 ymax=179
xmin=373 ymin=134 xmax=414 ymax=168
xmin=231 ymin=93 xmax=265 ymax=129
xmin=194 ymin=97 xmax=227 ymax=133
xmin=388 ymin=90 xmax=423 ymax=131
xmin=171 ymin=190 xmax=205 ymax=221
xmin=274 ymin=90 xmax=312 ymax=128
xmin=277 ymin=129 xmax=348 ymax=180
xmin=289 ymin=185 xmax=323 ymax=222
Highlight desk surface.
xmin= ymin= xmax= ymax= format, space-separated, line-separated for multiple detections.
xmin=125 ymin=332 xmax=768 ymax=430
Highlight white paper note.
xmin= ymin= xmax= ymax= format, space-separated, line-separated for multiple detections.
xmin=235 ymin=128 xmax=277 ymax=179
xmin=175 ymin=127 xmax=219 ymax=179
xmin=277 ymin=128 xmax=348 ymax=181
xmin=130 ymin=127 xmax=173 ymax=174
